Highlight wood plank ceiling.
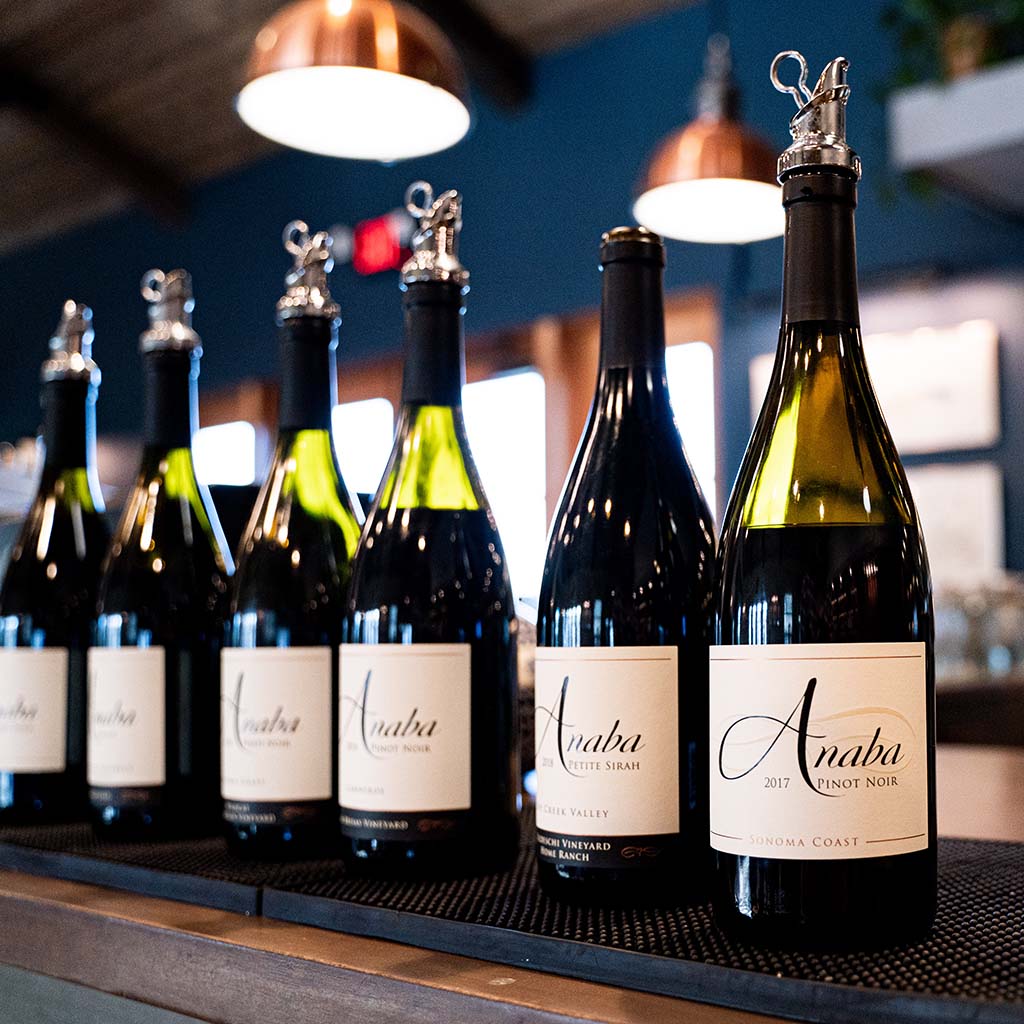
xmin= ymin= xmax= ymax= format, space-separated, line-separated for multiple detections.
xmin=0 ymin=0 xmax=689 ymax=255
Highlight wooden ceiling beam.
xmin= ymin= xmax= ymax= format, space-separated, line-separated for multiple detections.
xmin=407 ymin=0 xmax=533 ymax=110
xmin=0 ymin=56 xmax=190 ymax=225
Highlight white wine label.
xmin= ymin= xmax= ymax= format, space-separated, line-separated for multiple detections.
xmin=221 ymin=647 xmax=332 ymax=803
xmin=87 ymin=647 xmax=166 ymax=788
xmin=710 ymin=642 xmax=929 ymax=861
xmin=0 ymin=648 xmax=69 ymax=772
xmin=339 ymin=643 xmax=471 ymax=814
xmin=534 ymin=647 xmax=680 ymax=843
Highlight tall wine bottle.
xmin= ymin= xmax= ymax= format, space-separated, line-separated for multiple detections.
xmin=222 ymin=223 xmax=363 ymax=858
xmin=711 ymin=54 xmax=935 ymax=947
xmin=0 ymin=302 xmax=110 ymax=823
xmin=89 ymin=270 xmax=232 ymax=839
xmin=341 ymin=182 xmax=519 ymax=875
xmin=535 ymin=228 xmax=715 ymax=904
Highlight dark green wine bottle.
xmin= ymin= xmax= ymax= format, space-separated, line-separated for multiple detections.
xmin=711 ymin=54 xmax=935 ymax=948
xmin=89 ymin=270 xmax=232 ymax=839
xmin=0 ymin=302 xmax=109 ymax=823
xmin=222 ymin=223 xmax=363 ymax=859
xmin=341 ymin=183 xmax=520 ymax=876
xmin=535 ymin=228 xmax=715 ymax=905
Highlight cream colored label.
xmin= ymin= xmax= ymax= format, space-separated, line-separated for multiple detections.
xmin=221 ymin=647 xmax=332 ymax=802
xmin=339 ymin=644 xmax=471 ymax=813
xmin=710 ymin=642 xmax=929 ymax=860
xmin=0 ymin=649 xmax=68 ymax=772
xmin=87 ymin=647 xmax=166 ymax=788
xmin=534 ymin=647 xmax=680 ymax=837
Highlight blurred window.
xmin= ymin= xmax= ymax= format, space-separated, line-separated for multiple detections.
xmin=463 ymin=369 xmax=547 ymax=604
xmin=332 ymin=398 xmax=396 ymax=497
xmin=193 ymin=421 xmax=257 ymax=486
xmin=665 ymin=340 xmax=716 ymax=515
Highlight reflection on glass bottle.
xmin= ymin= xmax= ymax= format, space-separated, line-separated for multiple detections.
xmin=0 ymin=303 xmax=109 ymax=823
xmin=341 ymin=183 xmax=520 ymax=876
xmin=223 ymin=222 xmax=363 ymax=859
xmin=89 ymin=270 xmax=232 ymax=839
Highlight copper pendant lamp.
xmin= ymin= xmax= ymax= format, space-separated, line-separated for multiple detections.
xmin=633 ymin=36 xmax=782 ymax=244
xmin=237 ymin=0 xmax=471 ymax=162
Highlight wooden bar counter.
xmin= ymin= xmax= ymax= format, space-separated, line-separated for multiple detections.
xmin=0 ymin=744 xmax=1021 ymax=1024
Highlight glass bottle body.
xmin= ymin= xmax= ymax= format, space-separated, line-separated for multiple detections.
xmin=714 ymin=307 xmax=936 ymax=947
xmin=91 ymin=352 xmax=231 ymax=839
xmin=226 ymin=426 xmax=362 ymax=858
xmin=1 ymin=442 xmax=108 ymax=823
xmin=536 ymin=245 xmax=715 ymax=904
xmin=343 ymin=391 xmax=520 ymax=876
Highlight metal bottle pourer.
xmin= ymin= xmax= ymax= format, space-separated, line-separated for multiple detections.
xmin=277 ymin=221 xmax=339 ymax=322
xmin=771 ymin=51 xmax=861 ymax=180
xmin=140 ymin=268 xmax=202 ymax=353
xmin=401 ymin=181 xmax=469 ymax=288
xmin=42 ymin=300 xmax=100 ymax=383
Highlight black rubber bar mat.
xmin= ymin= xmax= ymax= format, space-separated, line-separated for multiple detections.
xmin=0 ymin=823 xmax=332 ymax=915
xmin=262 ymin=829 xmax=1024 ymax=1024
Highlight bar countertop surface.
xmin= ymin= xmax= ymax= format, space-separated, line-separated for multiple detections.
xmin=0 ymin=743 xmax=1020 ymax=1024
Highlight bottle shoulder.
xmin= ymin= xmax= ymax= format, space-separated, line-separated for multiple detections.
xmin=231 ymin=525 xmax=350 ymax=630
xmin=732 ymin=325 xmax=917 ymax=531
xmin=98 ymin=461 xmax=230 ymax=620
xmin=232 ymin=434 xmax=362 ymax=616
xmin=8 ymin=484 xmax=109 ymax=561
xmin=557 ymin=414 xmax=711 ymax=517
xmin=1 ymin=488 xmax=109 ymax=616
xmin=543 ymin=406 xmax=714 ymax=586
xmin=233 ymin=512 xmax=352 ymax=587
xmin=348 ymin=506 xmax=514 ymax=620
xmin=376 ymin=405 xmax=489 ymax=512
xmin=238 ymin=433 xmax=362 ymax=557
xmin=714 ymin=521 xmax=932 ymax=646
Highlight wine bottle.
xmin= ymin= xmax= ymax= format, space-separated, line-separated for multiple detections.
xmin=711 ymin=54 xmax=935 ymax=947
xmin=341 ymin=182 xmax=519 ymax=875
xmin=89 ymin=270 xmax=232 ymax=839
xmin=0 ymin=302 xmax=110 ymax=824
xmin=222 ymin=223 xmax=363 ymax=858
xmin=535 ymin=228 xmax=715 ymax=904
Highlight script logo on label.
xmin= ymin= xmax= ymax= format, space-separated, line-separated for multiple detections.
xmin=224 ymin=674 xmax=303 ymax=752
xmin=0 ymin=697 xmax=39 ymax=723
xmin=341 ymin=670 xmax=438 ymax=759
xmin=536 ymin=674 xmax=645 ymax=778
xmin=92 ymin=701 xmax=137 ymax=729
xmin=718 ymin=676 xmax=914 ymax=796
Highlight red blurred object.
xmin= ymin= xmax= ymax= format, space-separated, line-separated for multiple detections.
xmin=353 ymin=214 xmax=406 ymax=275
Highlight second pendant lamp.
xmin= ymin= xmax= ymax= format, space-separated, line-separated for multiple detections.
xmin=633 ymin=35 xmax=782 ymax=245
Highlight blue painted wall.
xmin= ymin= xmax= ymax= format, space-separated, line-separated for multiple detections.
xmin=3 ymin=0 xmax=1024 ymax=541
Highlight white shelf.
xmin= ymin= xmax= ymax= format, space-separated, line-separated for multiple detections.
xmin=888 ymin=56 xmax=1024 ymax=214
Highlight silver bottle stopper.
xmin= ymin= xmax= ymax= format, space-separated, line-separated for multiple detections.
xmin=771 ymin=52 xmax=861 ymax=180
xmin=401 ymin=181 xmax=468 ymax=287
xmin=42 ymin=300 xmax=100 ymax=383
xmin=140 ymin=268 xmax=201 ymax=353
xmin=277 ymin=221 xmax=339 ymax=322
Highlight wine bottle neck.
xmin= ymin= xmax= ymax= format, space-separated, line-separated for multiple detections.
xmin=593 ymin=365 xmax=674 ymax=423
xmin=400 ymin=281 xmax=465 ymax=407
xmin=278 ymin=316 xmax=337 ymax=432
xmin=142 ymin=349 xmax=198 ymax=450
xmin=598 ymin=260 xmax=667 ymax=371
xmin=41 ymin=378 xmax=97 ymax=471
xmin=781 ymin=170 xmax=860 ymax=327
